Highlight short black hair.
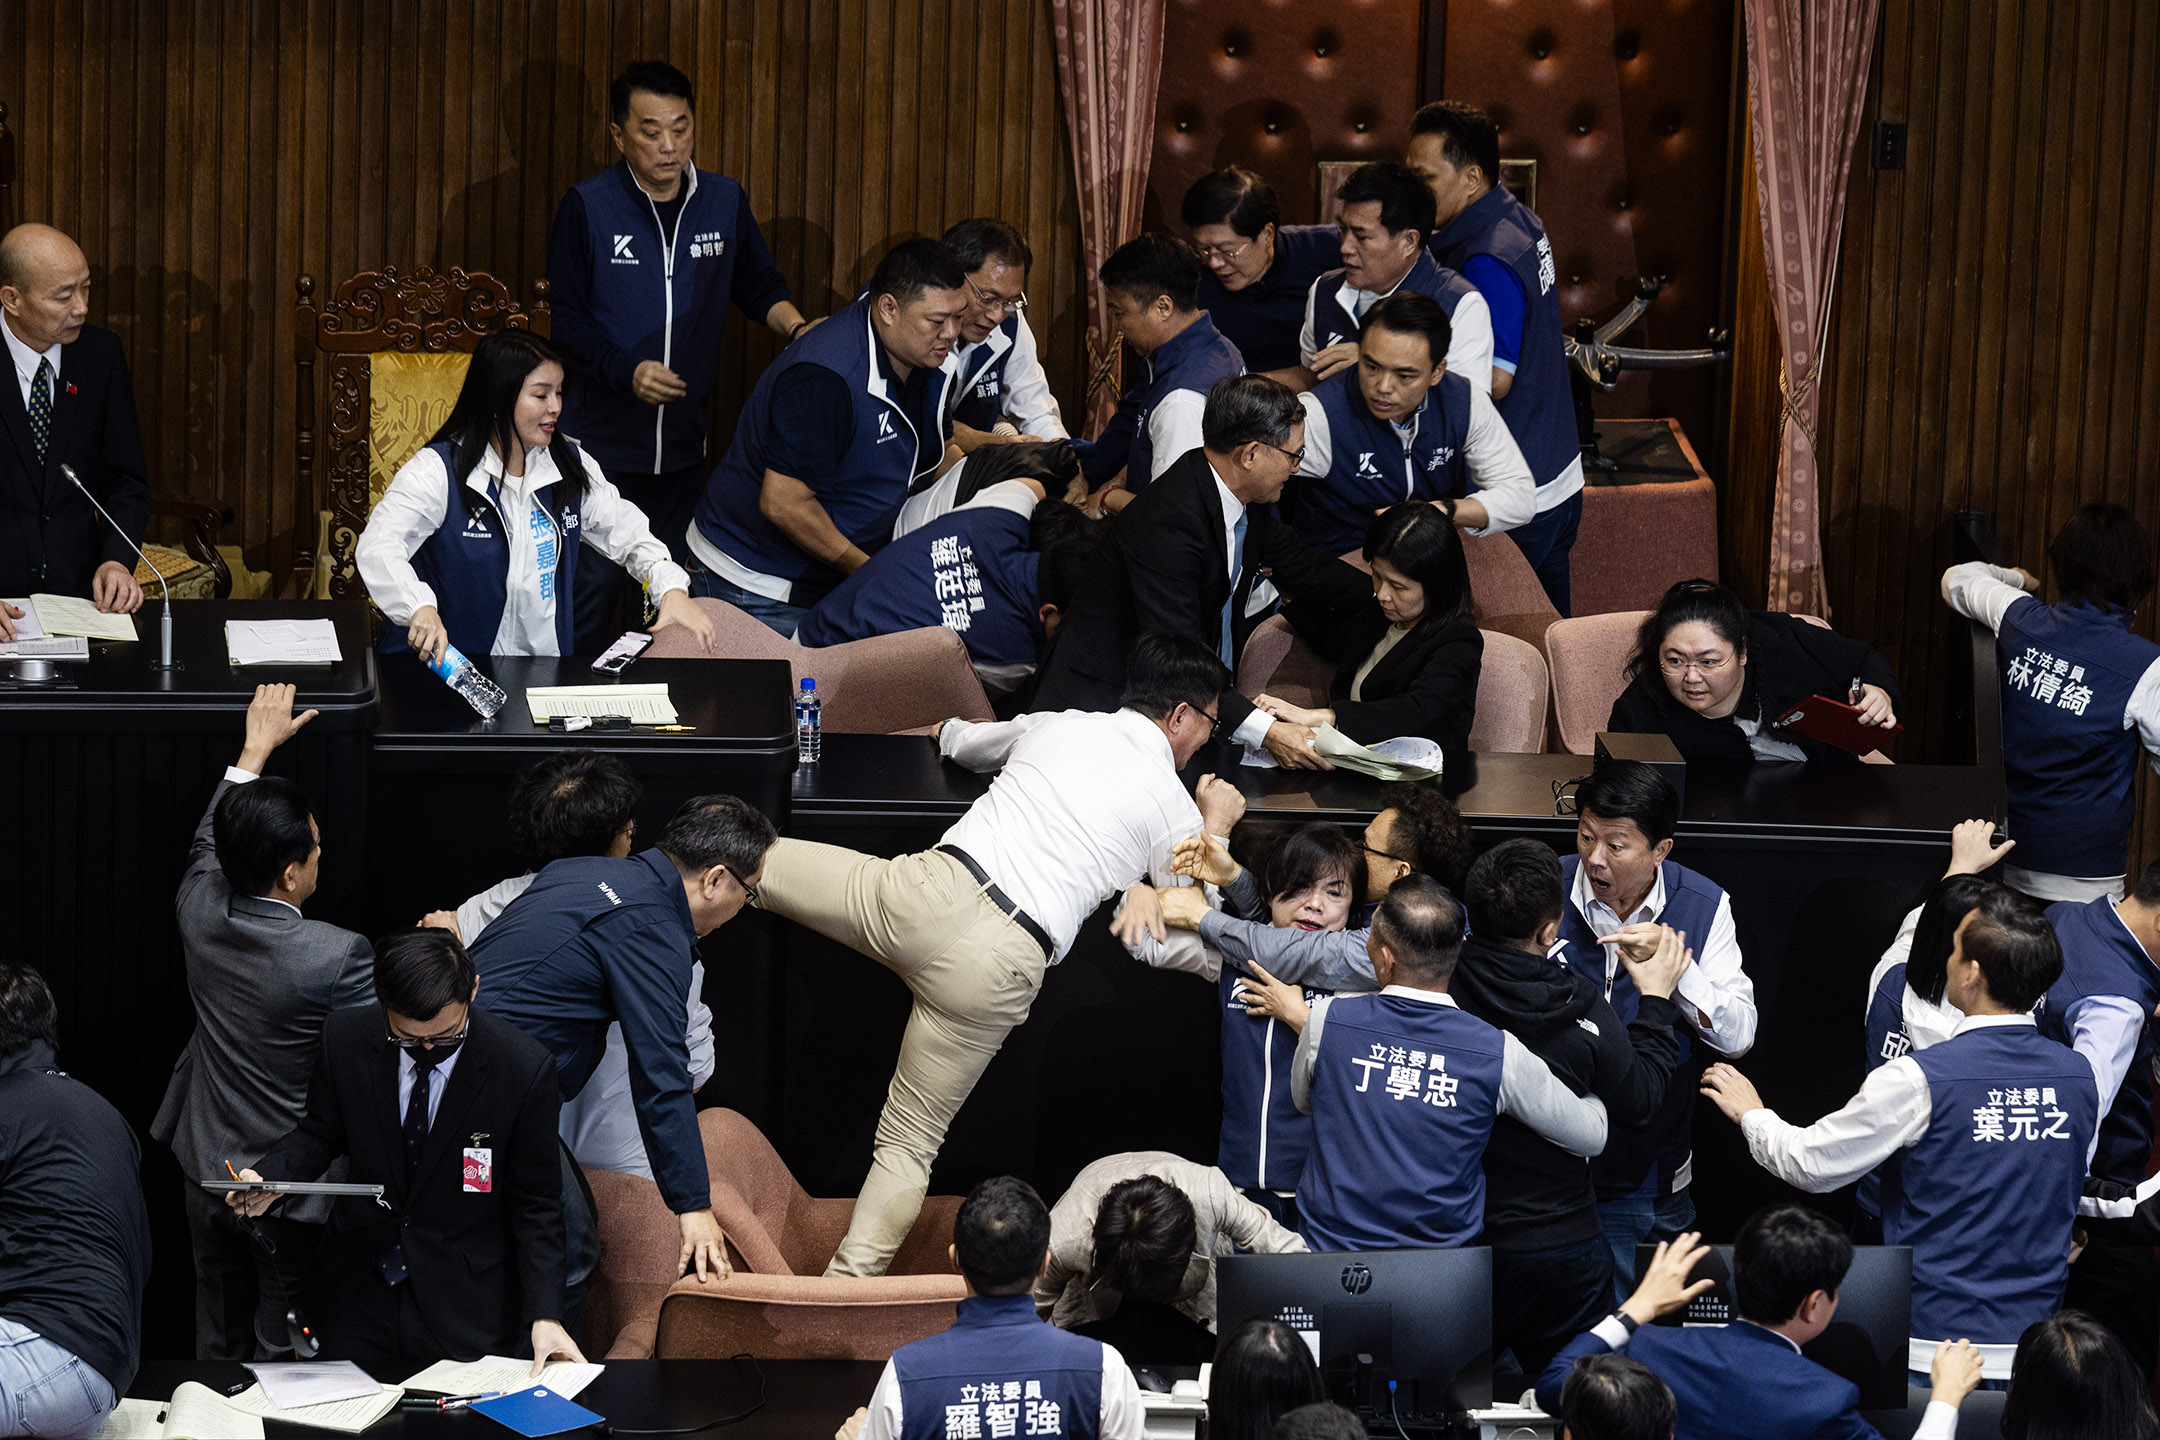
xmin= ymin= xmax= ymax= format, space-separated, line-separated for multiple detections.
xmin=1465 ymin=838 xmax=1565 ymax=943
xmin=942 ymin=217 xmax=1033 ymax=276
xmin=1377 ymin=783 xmax=1475 ymax=893
xmin=869 ymin=237 xmax=968 ymax=306
xmin=657 ymin=794 xmax=777 ymax=880
xmin=1904 ymin=873 xmax=1994 ymax=1007
xmin=1731 ymin=1203 xmax=1852 ymax=1327
xmin=373 ymin=927 xmax=473 ymax=1023
xmin=1628 ymin=579 xmax=1751 ymax=687
xmin=1092 ymin=1175 xmax=1199 ymax=1304
xmin=2050 ymin=502 xmax=2156 ymax=612
xmin=1183 ymin=168 xmax=1281 ymax=240
xmin=610 ymin=61 xmax=694 ymax=125
xmin=1271 ymin=1401 xmax=1366 ymax=1440
xmin=2004 ymin=1310 xmax=2160 ymax=1440
xmin=1099 ymin=233 xmax=1204 ymax=312
xmin=1202 ymin=374 xmax=1303 ymax=452
xmin=953 ymin=1175 xmax=1051 ymax=1295
xmin=1211 ymin=1318 xmax=1324 ymax=1440
xmin=214 ymin=776 xmax=318 ymax=897
xmin=1410 ymin=100 xmax=1501 ymax=185
xmin=1036 ymin=537 xmax=1102 ymax=615
xmin=1028 ymin=499 xmax=1097 ymax=553
xmin=1574 ymin=758 xmax=1680 ymax=847
xmin=1119 ymin=630 xmax=1228 ymax=721
xmin=1959 ymin=886 xmax=2064 ymax=1012
xmin=1371 ymin=873 xmax=1466 ymax=985
xmin=1335 ymin=161 xmax=1438 ymax=244
xmin=1559 ymin=1353 xmax=1677 ymax=1440
xmin=507 ymin=751 xmax=643 ymax=871
xmin=1261 ymin=823 xmax=1362 ymax=909
xmin=0 ymin=960 xmax=60 ymax=1057
xmin=1359 ymin=289 xmax=1453 ymax=369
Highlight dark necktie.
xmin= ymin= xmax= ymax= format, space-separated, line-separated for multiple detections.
xmin=401 ymin=1047 xmax=447 ymax=1175
xmin=27 ymin=359 xmax=51 ymax=465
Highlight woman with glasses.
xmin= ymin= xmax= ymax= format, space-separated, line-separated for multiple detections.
xmin=1184 ymin=168 xmax=1342 ymax=383
xmin=1607 ymin=578 xmax=1900 ymax=763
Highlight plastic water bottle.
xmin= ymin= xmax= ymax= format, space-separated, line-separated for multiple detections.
xmin=428 ymin=644 xmax=508 ymax=719
xmin=795 ymin=676 xmax=822 ymax=762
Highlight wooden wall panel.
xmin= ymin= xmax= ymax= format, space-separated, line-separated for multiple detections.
xmin=0 ymin=0 xmax=1081 ymax=575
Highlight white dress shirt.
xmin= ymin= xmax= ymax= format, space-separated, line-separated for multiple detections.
xmin=1291 ymin=380 xmax=1536 ymax=535
xmin=937 ymin=708 xmax=1204 ymax=960
xmin=1199 ymin=465 xmax=1281 ymax=751
xmin=2 ymin=314 xmax=61 ymax=408
xmin=1568 ymin=864 xmax=1756 ymax=1057
xmin=1290 ymin=986 xmax=1610 ymax=1157
xmin=944 ymin=314 xmax=1067 ymax=440
xmin=397 ymin=1033 xmax=466 ymax=1131
xmin=855 ymin=1337 xmax=1147 ymax=1440
xmin=357 ymin=441 xmax=691 ymax=656
xmin=1299 ymin=276 xmax=1496 ymax=394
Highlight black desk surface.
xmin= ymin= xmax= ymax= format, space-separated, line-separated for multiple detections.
xmin=130 ymin=1358 xmax=881 ymax=1438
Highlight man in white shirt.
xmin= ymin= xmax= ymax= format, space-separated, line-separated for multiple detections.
xmin=752 ymin=631 xmax=1244 ymax=1277
xmin=939 ymin=218 xmax=1067 ymax=452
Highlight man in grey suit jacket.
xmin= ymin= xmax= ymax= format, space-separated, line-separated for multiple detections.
xmin=151 ymin=684 xmax=374 ymax=1360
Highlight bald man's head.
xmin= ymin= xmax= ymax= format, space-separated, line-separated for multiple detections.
xmin=0 ymin=225 xmax=92 ymax=352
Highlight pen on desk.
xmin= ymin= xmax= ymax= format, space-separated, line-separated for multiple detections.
xmin=438 ymin=1391 xmax=504 ymax=1410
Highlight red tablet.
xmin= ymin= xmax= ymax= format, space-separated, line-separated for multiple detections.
xmin=1771 ymin=694 xmax=1905 ymax=754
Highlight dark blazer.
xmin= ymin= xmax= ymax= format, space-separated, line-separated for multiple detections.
xmin=255 ymin=1007 xmax=567 ymax=1360
xmin=1282 ymin=566 xmax=1485 ymax=758
xmin=1536 ymin=1320 xmax=1881 ymax=1440
xmin=1606 ymin=611 xmax=1901 ymax=764
xmin=1028 ymin=446 xmax=1344 ymax=731
xmin=0 ymin=322 xmax=149 ymax=596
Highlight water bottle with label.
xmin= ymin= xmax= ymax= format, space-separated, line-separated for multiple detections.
xmin=795 ymin=676 xmax=822 ymax=762
xmin=428 ymin=644 xmax=509 ymax=719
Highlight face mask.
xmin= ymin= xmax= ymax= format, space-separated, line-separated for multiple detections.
xmin=396 ymin=1035 xmax=464 ymax=1062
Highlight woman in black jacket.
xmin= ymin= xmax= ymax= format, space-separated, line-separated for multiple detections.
xmin=1253 ymin=501 xmax=1484 ymax=765
xmin=1607 ymin=579 xmax=1900 ymax=763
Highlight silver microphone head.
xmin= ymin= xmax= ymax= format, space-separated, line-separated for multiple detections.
xmin=59 ymin=463 xmax=84 ymax=491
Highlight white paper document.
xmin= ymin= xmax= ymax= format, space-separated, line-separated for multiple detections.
xmin=226 ymin=618 xmax=344 ymax=665
xmin=401 ymin=1354 xmax=604 ymax=1400
xmin=223 ymin=1380 xmax=403 ymax=1432
xmin=0 ymin=636 xmax=90 ymax=660
xmin=30 ymin=592 xmax=137 ymax=641
xmin=90 ymin=1384 xmax=265 ymax=1440
xmin=3 ymin=599 xmax=44 ymax=639
xmin=244 ymin=1360 xmax=382 ymax=1409
xmin=525 ymin=683 xmax=678 ymax=724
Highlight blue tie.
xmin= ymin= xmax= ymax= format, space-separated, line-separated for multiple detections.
xmin=1220 ymin=509 xmax=1248 ymax=667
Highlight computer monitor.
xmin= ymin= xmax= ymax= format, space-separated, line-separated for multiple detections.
xmin=1215 ymin=1248 xmax=1494 ymax=1418
xmin=1634 ymin=1243 xmax=1913 ymax=1410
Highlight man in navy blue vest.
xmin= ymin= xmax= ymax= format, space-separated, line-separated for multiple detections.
xmin=1410 ymin=102 xmax=1584 ymax=614
xmin=2039 ymin=860 xmax=2160 ymax=1376
xmin=1704 ymin=886 xmax=2096 ymax=1386
xmin=940 ymin=219 xmax=1067 ymax=454
xmin=1298 ymin=162 xmax=1492 ymax=396
xmin=834 ymin=1176 xmax=1146 ymax=1440
xmin=1291 ymin=290 xmax=1534 ymax=554
xmin=1557 ymin=760 xmax=1756 ymax=1301
xmin=1290 ymin=876 xmax=1611 ymax=1251
xmin=1537 ymin=1210 xmax=1982 ymax=1440
xmin=547 ymin=61 xmax=810 ymax=644
xmin=1079 ymin=235 xmax=1245 ymax=497
xmin=689 ymin=239 xmax=967 ymax=635
xmin=1185 ymin=169 xmax=1340 ymax=384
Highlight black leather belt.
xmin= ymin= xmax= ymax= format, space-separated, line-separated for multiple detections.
xmin=935 ymin=844 xmax=1054 ymax=959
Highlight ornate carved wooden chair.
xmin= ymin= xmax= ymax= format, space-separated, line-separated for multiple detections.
xmin=289 ymin=266 xmax=549 ymax=598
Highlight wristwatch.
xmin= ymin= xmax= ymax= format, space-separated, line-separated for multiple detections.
xmin=1609 ymin=1309 xmax=1641 ymax=1336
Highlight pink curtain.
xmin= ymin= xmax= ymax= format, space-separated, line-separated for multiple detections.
xmin=1049 ymin=0 xmax=1167 ymax=437
xmin=1744 ymin=0 xmax=1881 ymax=616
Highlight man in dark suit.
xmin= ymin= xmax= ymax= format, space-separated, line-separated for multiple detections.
xmin=153 ymin=683 xmax=375 ymax=1360
xmin=231 ymin=929 xmax=581 ymax=1372
xmin=1029 ymin=373 xmax=1346 ymax=768
xmin=0 ymin=223 xmax=146 ymax=634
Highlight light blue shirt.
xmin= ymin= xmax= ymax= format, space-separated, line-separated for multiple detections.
xmin=396 ymin=1039 xmax=465 ymax=1132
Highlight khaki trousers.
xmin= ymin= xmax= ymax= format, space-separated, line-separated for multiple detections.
xmin=755 ymin=837 xmax=1048 ymax=1276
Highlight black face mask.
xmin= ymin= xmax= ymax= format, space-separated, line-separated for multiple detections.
xmin=396 ymin=1035 xmax=464 ymax=1063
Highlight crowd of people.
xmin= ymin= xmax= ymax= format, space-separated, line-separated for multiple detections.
xmin=5 ymin=51 xmax=2160 ymax=1440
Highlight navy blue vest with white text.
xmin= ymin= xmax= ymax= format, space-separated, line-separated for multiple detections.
xmin=693 ymin=296 xmax=950 ymax=595
xmin=1893 ymin=1023 xmax=2096 ymax=1345
xmin=1297 ymin=993 xmax=1506 ymax=1250
xmin=795 ymin=502 xmax=1043 ymax=669
xmin=379 ymin=440 xmax=585 ymax=658
xmin=1294 ymin=368 xmax=1474 ymax=554
xmin=1199 ymin=223 xmax=1341 ymax=374
xmin=1306 ymin=250 xmax=1476 ymax=354
xmin=1994 ymin=597 xmax=2160 ymax=877
xmin=2041 ymin=896 xmax=2160 ymax=1184
xmin=1430 ymin=186 xmax=1576 ymax=491
xmin=1855 ymin=961 xmax=1914 ymax=1220
xmin=1216 ymin=966 xmax=1326 ymax=1193
xmin=892 ymin=1293 xmax=1104 ymax=1440
xmin=947 ymin=313 xmax=1024 ymax=433
xmin=1556 ymin=856 xmax=1729 ymax=1201
xmin=1078 ymin=313 xmax=1244 ymax=489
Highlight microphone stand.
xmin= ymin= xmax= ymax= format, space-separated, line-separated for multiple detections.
xmin=60 ymin=463 xmax=178 ymax=671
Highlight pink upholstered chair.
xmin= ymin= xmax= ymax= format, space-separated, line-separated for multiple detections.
xmin=1462 ymin=530 xmax=1562 ymax=649
xmin=1236 ymin=615 xmax=1331 ymax=708
xmin=1469 ymin=632 xmax=1549 ymax=753
xmin=1572 ymin=472 xmax=1719 ymax=617
xmin=1543 ymin=611 xmax=1653 ymax=756
xmin=645 ymin=598 xmax=993 ymax=733
xmin=583 ymin=1109 xmax=967 ymax=1361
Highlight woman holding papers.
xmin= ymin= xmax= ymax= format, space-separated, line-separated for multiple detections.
xmin=1250 ymin=502 xmax=1484 ymax=767
xmin=356 ymin=330 xmax=716 ymax=660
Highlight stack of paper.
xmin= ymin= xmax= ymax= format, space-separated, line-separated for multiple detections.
xmin=0 ymin=598 xmax=88 ymax=660
xmin=244 ymin=1361 xmax=381 ymax=1409
xmin=525 ymin=683 xmax=678 ymax=725
xmin=90 ymin=1384 xmax=265 ymax=1440
xmin=226 ymin=618 xmax=343 ymax=665
xmin=222 ymin=1379 xmax=403 ymax=1432
xmin=401 ymin=1355 xmax=605 ymax=1400
xmin=27 ymin=593 xmax=136 ymax=641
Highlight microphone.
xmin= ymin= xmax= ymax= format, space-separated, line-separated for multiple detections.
xmin=59 ymin=463 xmax=178 ymax=670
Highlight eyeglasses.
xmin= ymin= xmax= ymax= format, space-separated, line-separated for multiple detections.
xmin=723 ymin=866 xmax=760 ymax=905
xmin=966 ymin=275 xmax=1028 ymax=316
xmin=1262 ymin=441 xmax=1307 ymax=469
xmin=1363 ymin=842 xmax=1412 ymax=866
xmin=386 ymin=1018 xmax=469 ymax=1051
xmin=1658 ymin=653 xmax=1733 ymax=677
xmin=1196 ymin=239 xmax=1256 ymax=263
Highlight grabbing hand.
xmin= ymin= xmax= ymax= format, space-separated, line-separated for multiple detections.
xmin=92 ymin=560 xmax=145 ymax=614
xmin=528 ymin=1320 xmax=586 ymax=1377
xmin=238 ymin=683 xmax=319 ymax=775
xmin=1945 ymin=818 xmax=2014 ymax=877
xmin=835 ymin=1409 xmax=868 ymax=1440
xmin=1927 ymin=1339 xmax=1984 ymax=1408
xmin=1619 ymin=924 xmax=1691 ymax=1002
xmin=1157 ymin=885 xmax=1212 ymax=932
xmin=632 ymin=360 xmax=690 ymax=405
xmin=1309 ymin=341 xmax=1361 ymax=381
xmin=0 ymin=600 xmax=21 ymax=642
xmin=1619 ymin=1232 xmax=1716 ymax=1325
xmin=1111 ymin=882 xmax=1166 ymax=946
xmin=1235 ymin=960 xmax=1310 ymax=1032
xmin=1171 ymin=832 xmax=1243 ymax=888
xmin=1263 ymin=722 xmax=1334 ymax=771
xmin=1255 ymin=693 xmax=1330 ymax=730
xmin=678 ymin=1208 xmax=731 ymax=1283
xmin=406 ymin=606 xmax=450 ymax=665
xmin=653 ymin=590 xmax=717 ymax=655
xmin=1699 ymin=1062 xmax=1766 ymax=1124
xmin=1194 ymin=773 xmax=1247 ymax=835
xmin=224 ymin=1167 xmax=275 ymax=1218
xmin=418 ymin=911 xmax=464 ymax=941
xmin=1853 ymin=684 xmax=1897 ymax=729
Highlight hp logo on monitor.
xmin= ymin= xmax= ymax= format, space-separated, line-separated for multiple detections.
xmin=1340 ymin=1264 xmax=1373 ymax=1295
